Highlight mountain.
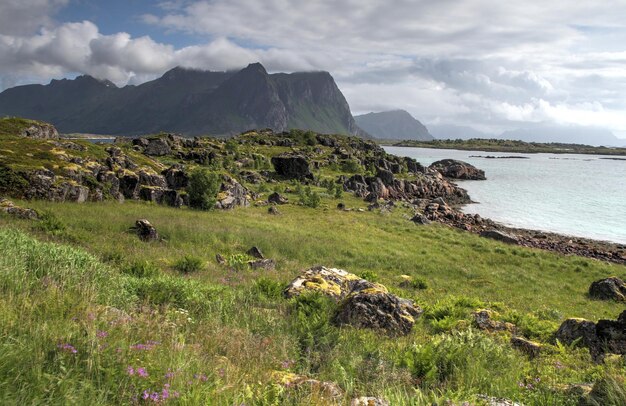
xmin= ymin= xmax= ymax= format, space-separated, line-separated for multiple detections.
xmin=429 ymin=124 xmax=492 ymax=140
xmin=354 ymin=110 xmax=434 ymax=140
xmin=0 ymin=63 xmax=360 ymax=136
xmin=499 ymin=124 xmax=626 ymax=147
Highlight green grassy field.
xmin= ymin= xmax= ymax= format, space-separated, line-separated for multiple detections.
xmin=1 ymin=195 xmax=625 ymax=405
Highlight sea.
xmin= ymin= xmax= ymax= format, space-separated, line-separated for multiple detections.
xmin=384 ymin=146 xmax=626 ymax=245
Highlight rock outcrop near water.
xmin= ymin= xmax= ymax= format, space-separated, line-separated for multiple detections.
xmin=556 ymin=311 xmax=626 ymax=362
xmin=429 ymin=159 xmax=486 ymax=180
xmin=588 ymin=277 xmax=626 ymax=301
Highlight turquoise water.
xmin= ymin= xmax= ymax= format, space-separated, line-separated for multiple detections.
xmin=385 ymin=146 xmax=626 ymax=244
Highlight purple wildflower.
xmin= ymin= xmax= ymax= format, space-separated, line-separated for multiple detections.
xmin=137 ymin=367 xmax=149 ymax=378
xmin=96 ymin=330 xmax=108 ymax=338
xmin=161 ymin=388 xmax=169 ymax=399
xmin=57 ymin=343 xmax=77 ymax=354
xmin=150 ymin=392 xmax=159 ymax=401
xmin=127 ymin=366 xmax=135 ymax=376
xmin=142 ymin=390 xmax=150 ymax=400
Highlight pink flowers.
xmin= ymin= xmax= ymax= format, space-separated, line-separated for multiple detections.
xmin=127 ymin=366 xmax=149 ymax=378
xmin=96 ymin=330 xmax=108 ymax=338
xmin=130 ymin=341 xmax=160 ymax=351
xmin=140 ymin=387 xmax=179 ymax=403
xmin=57 ymin=343 xmax=77 ymax=354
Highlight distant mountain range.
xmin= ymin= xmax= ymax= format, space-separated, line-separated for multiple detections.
xmin=354 ymin=110 xmax=434 ymax=141
xmin=429 ymin=123 xmax=626 ymax=147
xmin=0 ymin=63 xmax=361 ymax=137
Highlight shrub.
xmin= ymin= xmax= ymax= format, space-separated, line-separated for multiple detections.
xmin=173 ymin=255 xmax=204 ymax=273
xmin=334 ymin=184 xmax=343 ymax=199
xmin=123 ymin=260 xmax=160 ymax=278
xmin=299 ymin=186 xmax=321 ymax=208
xmin=36 ymin=211 xmax=67 ymax=235
xmin=358 ymin=270 xmax=379 ymax=282
xmin=127 ymin=275 xmax=221 ymax=312
xmin=251 ymin=277 xmax=285 ymax=300
xmin=187 ymin=168 xmax=221 ymax=210
xmin=410 ymin=277 xmax=429 ymax=290
xmin=0 ymin=165 xmax=28 ymax=196
xmin=341 ymin=159 xmax=362 ymax=173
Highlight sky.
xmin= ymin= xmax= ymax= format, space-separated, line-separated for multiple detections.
xmin=2 ymin=0 xmax=626 ymax=138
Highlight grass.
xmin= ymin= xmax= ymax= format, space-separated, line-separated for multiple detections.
xmin=0 ymin=196 xmax=625 ymax=404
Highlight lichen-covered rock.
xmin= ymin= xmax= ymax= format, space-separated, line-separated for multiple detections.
xmin=335 ymin=287 xmax=423 ymax=335
xmin=589 ymin=277 xmax=626 ymax=301
xmin=410 ymin=213 xmax=431 ymax=225
xmin=248 ymin=259 xmax=276 ymax=271
xmin=215 ymin=177 xmax=253 ymax=209
xmin=268 ymin=205 xmax=280 ymax=215
xmin=476 ymin=395 xmax=524 ymax=406
xmin=162 ymin=165 xmax=189 ymax=189
xmin=429 ymin=159 xmax=486 ymax=180
xmin=480 ymin=229 xmax=519 ymax=245
xmin=132 ymin=219 xmax=158 ymax=242
xmin=246 ymin=246 xmax=264 ymax=259
xmin=272 ymin=371 xmax=343 ymax=400
xmin=350 ymin=397 xmax=390 ymax=406
xmin=510 ymin=336 xmax=542 ymax=358
xmin=595 ymin=310 xmax=626 ymax=356
xmin=0 ymin=198 xmax=38 ymax=219
xmin=271 ymin=154 xmax=313 ymax=180
xmin=284 ymin=266 xmax=378 ymax=300
xmin=556 ymin=312 xmax=626 ymax=363
xmin=473 ymin=309 xmax=516 ymax=333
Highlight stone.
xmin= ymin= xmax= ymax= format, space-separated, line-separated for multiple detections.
xmin=376 ymin=168 xmax=394 ymax=186
xmin=480 ymin=229 xmax=519 ymax=244
xmin=271 ymin=154 xmax=313 ymax=180
xmin=0 ymin=199 xmax=38 ymax=219
xmin=334 ymin=288 xmax=423 ymax=336
xmin=246 ymin=246 xmax=264 ymax=259
xmin=337 ymin=202 xmax=346 ymax=210
xmin=476 ymin=395 xmax=524 ymax=406
xmin=216 ymin=254 xmax=226 ymax=264
xmin=588 ymin=277 xmax=626 ymax=301
xmin=473 ymin=309 xmax=516 ymax=333
xmin=555 ymin=318 xmax=598 ymax=348
xmin=284 ymin=266 xmax=380 ymax=300
xmin=272 ymin=371 xmax=343 ymax=400
xmin=410 ymin=213 xmax=431 ymax=225
xmin=268 ymin=192 xmax=288 ymax=205
xmin=248 ymin=259 xmax=276 ymax=271
xmin=162 ymin=165 xmax=189 ymax=189
xmin=268 ymin=206 xmax=280 ymax=215
xmin=350 ymin=397 xmax=390 ymax=406
xmin=144 ymin=138 xmax=172 ymax=156
xmin=429 ymin=159 xmax=486 ymax=180
xmin=132 ymin=219 xmax=158 ymax=242
xmin=595 ymin=310 xmax=626 ymax=356
xmin=215 ymin=177 xmax=252 ymax=209
xmin=119 ymin=172 xmax=140 ymax=199
xmin=510 ymin=336 xmax=542 ymax=358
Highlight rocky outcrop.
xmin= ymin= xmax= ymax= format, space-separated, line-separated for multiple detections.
xmin=19 ymin=122 xmax=59 ymax=139
xmin=429 ymin=159 xmax=486 ymax=180
xmin=272 ymin=371 xmax=343 ymax=400
xmin=473 ymin=309 xmax=516 ymax=333
xmin=144 ymin=138 xmax=172 ymax=156
xmin=215 ymin=176 xmax=253 ymax=210
xmin=132 ymin=219 xmax=159 ymax=242
xmin=271 ymin=154 xmax=313 ymax=180
xmin=0 ymin=198 xmax=38 ymax=219
xmin=285 ymin=266 xmax=422 ymax=335
xmin=268 ymin=192 xmax=288 ymax=205
xmin=556 ymin=311 xmax=626 ymax=362
xmin=510 ymin=336 xmax=542 ymax=358
xmin=589 ymin=277 xmax=626 ymax=301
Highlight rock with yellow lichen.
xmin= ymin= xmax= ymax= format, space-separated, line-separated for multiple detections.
xmin=285 ymin=266 xmax=423 ymax=335
xmin=271 ymin=370 xmax=343 ymax=400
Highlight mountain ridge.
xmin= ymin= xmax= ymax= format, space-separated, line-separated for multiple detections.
xmin=0 ymin=63 xmax=361 ymax=137
xmin=354 ymin=109 xmax=433 ymax=140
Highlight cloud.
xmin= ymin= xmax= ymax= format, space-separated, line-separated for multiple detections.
xmin=2 ymin=0 xmax=626 ymax=137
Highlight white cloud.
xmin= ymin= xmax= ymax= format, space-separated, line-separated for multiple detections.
xmin=2 ymin=0 xmax=626 ymax=138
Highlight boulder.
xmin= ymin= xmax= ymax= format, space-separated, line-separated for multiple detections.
xmin=132 ymin=219 xmax=159 ymax=242
xmin=410 ymin=213 xmax=431 ymax=225
xmin=215 ymin=177 xmax=252 ymax=210
xmin=248 ymin=259 xmax=276 ymax=271
xmin=429 ymin=159 xmax=486 ymax=180
xmin=268 ymin=192 xmax=288 ymax=205
xmin=334 ymin=287 xmax=423 ymax=336
xmin=271 ymin=154 xmax=313 ymax=180
xmin=272 ymin=371 xmax=343 ymax=400
xmin=246 ymin=246 xmax=264 ymax=259
xmin=0 ymin=199 xmax=38 ymax=219
xmin=480 ymin=229 xmax=519 ymax=245
xmin=268 ymin=206 xmax=280 ymax=215
xmin=510 ymin=336 xmax=542 ymax=358
xmin=588 ymin=277 xmax=626 ymax=301
xmin=351 ymin=397 xmax=390 ymax=406
xmin=376 ymin=168 xmax=394 ymax=186
xmin=595 ymin=310 xmax=626 ymax=356
xmin=555 ymin=318 xmax=598 ymax=348
xmin=473 ymin=309 xmax=516 ymax=333
xmin=284 ymin=266 xmax=422 ymax=335
xmin=162 ymin=165 xmax=189 ymax=189
xmin=144 ymin=138 xmax=172 ymax=156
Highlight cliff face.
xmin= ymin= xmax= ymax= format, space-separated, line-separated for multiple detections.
xmin=355 ymin=110 xmax=434 ymax=141
xmin=0 ymin=63 xmax=360 ymax=137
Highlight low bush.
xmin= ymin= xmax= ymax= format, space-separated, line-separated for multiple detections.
xmin=187 ymin=168 xmax=220 ymax=210
xmin=173 ymin=255 xmax=204 ymax=274
xmin=123 ymin=260 xmax=160 ymax=278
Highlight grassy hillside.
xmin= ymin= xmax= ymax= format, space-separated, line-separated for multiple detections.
xmin=0 ymin=123 xmax=625 ymax=404
xmin=1 ymin=197 xmax=625 ymax=405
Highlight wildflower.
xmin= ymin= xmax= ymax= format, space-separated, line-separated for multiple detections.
xmin=150 ymin=392 xmax=159 ymax=401
xmin=161 ymin=388 xmax=169 ymax=400
xmin=127 ymin=366 xmax=135 ymax=376
xmin=280 ymin=359 xmax=295 ymax=369
xmin=96 ymin=330 xmax=108 ymax=338
xmin=142 ymin=390 xmax=150 ymax=400
xmin=137 ymin=367 xmax=149 ymax=378
xmin=518 ymin=381 xmax=525 ymax=388
xmin=554 ymin=361 xmax=564 ymax=369
xmin=165 ymin=370 xmax=175 ymax=379
xmin=57 ymin=343 xmax=77 ymax=354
